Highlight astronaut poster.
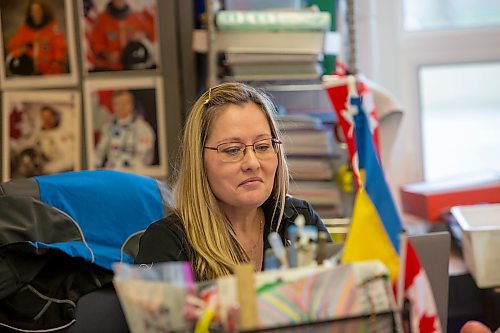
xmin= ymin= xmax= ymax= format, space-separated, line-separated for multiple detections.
xmin=84 ymin=76 xmax=167 ymax=177
xmin=80 ymin=0 xmax=160 ymax=73
xmin=0 ymin=0 xmax=78 ymax=88
xmin=2 ymin=90 xmax=81 ymax=181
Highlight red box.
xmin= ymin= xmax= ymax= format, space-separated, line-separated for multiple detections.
xmin=400 ymin=174 xmax=500 ymax=222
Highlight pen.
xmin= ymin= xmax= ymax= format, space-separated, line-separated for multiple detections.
xmin=317 ymin=231 xmax=328 ymax=265
xmin=268 ymin=232 xmax=289 ymax=269
xmin=287 ymin=225 xmax=298 ymax=268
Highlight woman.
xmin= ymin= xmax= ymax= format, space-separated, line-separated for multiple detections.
xmin=7 ymin=0 xmax=67 ymax=75
xmin=136 ymin=82 xmax=330 ymax=281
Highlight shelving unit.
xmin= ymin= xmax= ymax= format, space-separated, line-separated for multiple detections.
xmin=193 ymin=0 xmax=340 ymax=87
xmin=193 ymin=2 xmax=348 ymax=219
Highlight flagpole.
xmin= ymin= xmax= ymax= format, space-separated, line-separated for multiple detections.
xmin=397 ymin=231 xmax=407 ymax=309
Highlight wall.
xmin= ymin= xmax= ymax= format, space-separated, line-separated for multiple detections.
xmin=0 ymin=0 xmax=191 ymax=183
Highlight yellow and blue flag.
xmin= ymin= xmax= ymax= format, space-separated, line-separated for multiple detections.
xmin=337 ymin=78 xmax=442 ymax=332
xmin=340 ymin=92 xmax=402 ymax=281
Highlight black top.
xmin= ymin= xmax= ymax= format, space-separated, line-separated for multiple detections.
xmin=135 ymin=196 xmax=332 ymax=270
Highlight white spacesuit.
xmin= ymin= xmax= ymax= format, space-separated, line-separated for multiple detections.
xmin=95 ymin=113 xmax=155 ymax=169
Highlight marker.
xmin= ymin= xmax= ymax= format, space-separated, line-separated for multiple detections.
xmin=317 ymin=231 xmax=328 ymax=265
xmin=268 ymin=232 xmax=289 ymax=268
xmin=287 ymin=225 xmax=298 ymax=268
xmin=287 ymin=225 xmax=298 ymax=246
xmin=264 ymin=254 xmax=281 ymax=271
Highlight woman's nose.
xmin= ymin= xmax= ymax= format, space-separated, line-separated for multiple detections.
xmin=241 ymin=147 xmax=260 ymax=169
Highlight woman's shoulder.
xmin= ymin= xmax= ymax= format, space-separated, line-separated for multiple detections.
xmin=284 ymin=195 xmax=314 ymax=212
xmin=136 ymin=212 xmax=191 ymax=264
xmin=282 ymin=195 xmax=326 ymax=228
xmin=282 ymin=195 xmax=331 ymax=240
xmin=264 ymin=195 xmax=314 ymax=222
xmin=146 ymin=213 xmax=185 ymax=236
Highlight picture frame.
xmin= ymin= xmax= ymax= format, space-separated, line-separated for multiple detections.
xmin=0 ymin=0 xmax=78 ymax=89
xmin=2 ymin=90 xmax=81 ymax=181
xmin=79 ymin=0 xmax=160 ymax=74
xmin=83 ymin=76 xmax=167 ymax=177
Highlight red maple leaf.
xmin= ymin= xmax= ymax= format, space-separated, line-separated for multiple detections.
xmin=419 ymin=313 xmax=437 ymax=333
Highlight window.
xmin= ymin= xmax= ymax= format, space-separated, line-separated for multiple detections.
xmin=419 ymin=62 xmax=500 ymax=180
xmin=404 ymin=0 xmax=500 ymax=31
xmin=356 ymin=0 xmax=500 ymax=204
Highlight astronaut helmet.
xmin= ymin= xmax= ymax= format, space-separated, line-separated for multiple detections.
xmin=7 ymin=53 xmax=35 ymax=76
xmin=121 ymin=40 xmax=155 ymax=70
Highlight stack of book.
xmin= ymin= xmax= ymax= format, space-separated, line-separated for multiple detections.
xmin=214 ymin=9 xmax=332 ymax=82
xmin=263 ymin=82 xmax=336 ymax=117
xmin=224 ymin=53 xmax=323 ymax=81
xmin=288 ymin=180 xmax=343 ymax=217
xmin=277 ymin=114 xmax=344 ymax=218
xmin=277 ymin=114 xmax=337 ymax=156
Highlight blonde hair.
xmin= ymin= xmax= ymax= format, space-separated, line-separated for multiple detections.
xmin=174 ymin=82 xmax=289 ymax=280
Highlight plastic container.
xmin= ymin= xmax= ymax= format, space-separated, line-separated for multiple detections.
xmin=451 ymin=203 xmax=500 ymax=288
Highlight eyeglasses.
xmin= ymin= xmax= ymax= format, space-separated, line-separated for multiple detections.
xmin=204 ymin=138 xmax=282 ymax=163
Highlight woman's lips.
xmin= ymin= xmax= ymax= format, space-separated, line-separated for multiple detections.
xmin=239 ymin=177 xmax=262 ymax=186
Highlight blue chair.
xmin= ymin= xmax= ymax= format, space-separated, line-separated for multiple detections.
xmin=0 ymin=170 xmax=172 ymax=332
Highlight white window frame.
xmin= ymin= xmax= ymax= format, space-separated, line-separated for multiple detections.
xmin=356 ymin=0 xmax=500 ymax=208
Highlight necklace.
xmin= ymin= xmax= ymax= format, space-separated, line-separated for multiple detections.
xmin=248 ymin=217 xmax=264 ymax=256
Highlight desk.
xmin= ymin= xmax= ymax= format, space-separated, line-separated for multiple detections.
xmin=406 ymin=218 xmax=500 ymax=332
xmin=448 ymin=243 xmax=500 ymax=332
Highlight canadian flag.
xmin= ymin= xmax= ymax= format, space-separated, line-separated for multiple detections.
xmin=327 ymin=73 xmax=442 ymax=333
xmin=403 ymin=243 xmax=442 ymax=333
xmin=323 ymin=63 xmax=381 ymax=165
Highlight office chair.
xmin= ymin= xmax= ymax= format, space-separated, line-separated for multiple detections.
xmin=0 ymin=170 xmax=172 ymax=332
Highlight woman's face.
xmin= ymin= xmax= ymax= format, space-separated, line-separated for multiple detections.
xmin=30 ymin=3 xmax=44 ymax=25
xmin=203 ymin=102 xmax=278 ymax=213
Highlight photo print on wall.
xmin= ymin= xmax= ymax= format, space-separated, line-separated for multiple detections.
xmin=2 ymin=90 xmax=81 ymax=180
xmin=84 ymin=76 xmax=167 ymax=177
xmin=0 ymin=0 xmax=78 ymax=88
xmin=80 ymin=0 xmax=160 ymax=74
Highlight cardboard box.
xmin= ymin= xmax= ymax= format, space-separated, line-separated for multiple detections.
xmin=400 ymin=173 xmax=500 ymax=222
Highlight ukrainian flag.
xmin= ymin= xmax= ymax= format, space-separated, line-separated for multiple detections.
xmin=341 ymin=91 xmax=402 ymax=282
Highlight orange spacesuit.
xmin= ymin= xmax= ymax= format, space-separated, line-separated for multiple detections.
xmin=7 ymin=20 xmax=67 ymax=75
xmin=89 ymin=4 xmax=156 ymax=71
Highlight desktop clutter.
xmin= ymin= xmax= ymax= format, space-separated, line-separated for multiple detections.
xmin=113 ymin=215 xmax=400 ymax=333
xmin=0 ymin=169 xmax=399 ymax=333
